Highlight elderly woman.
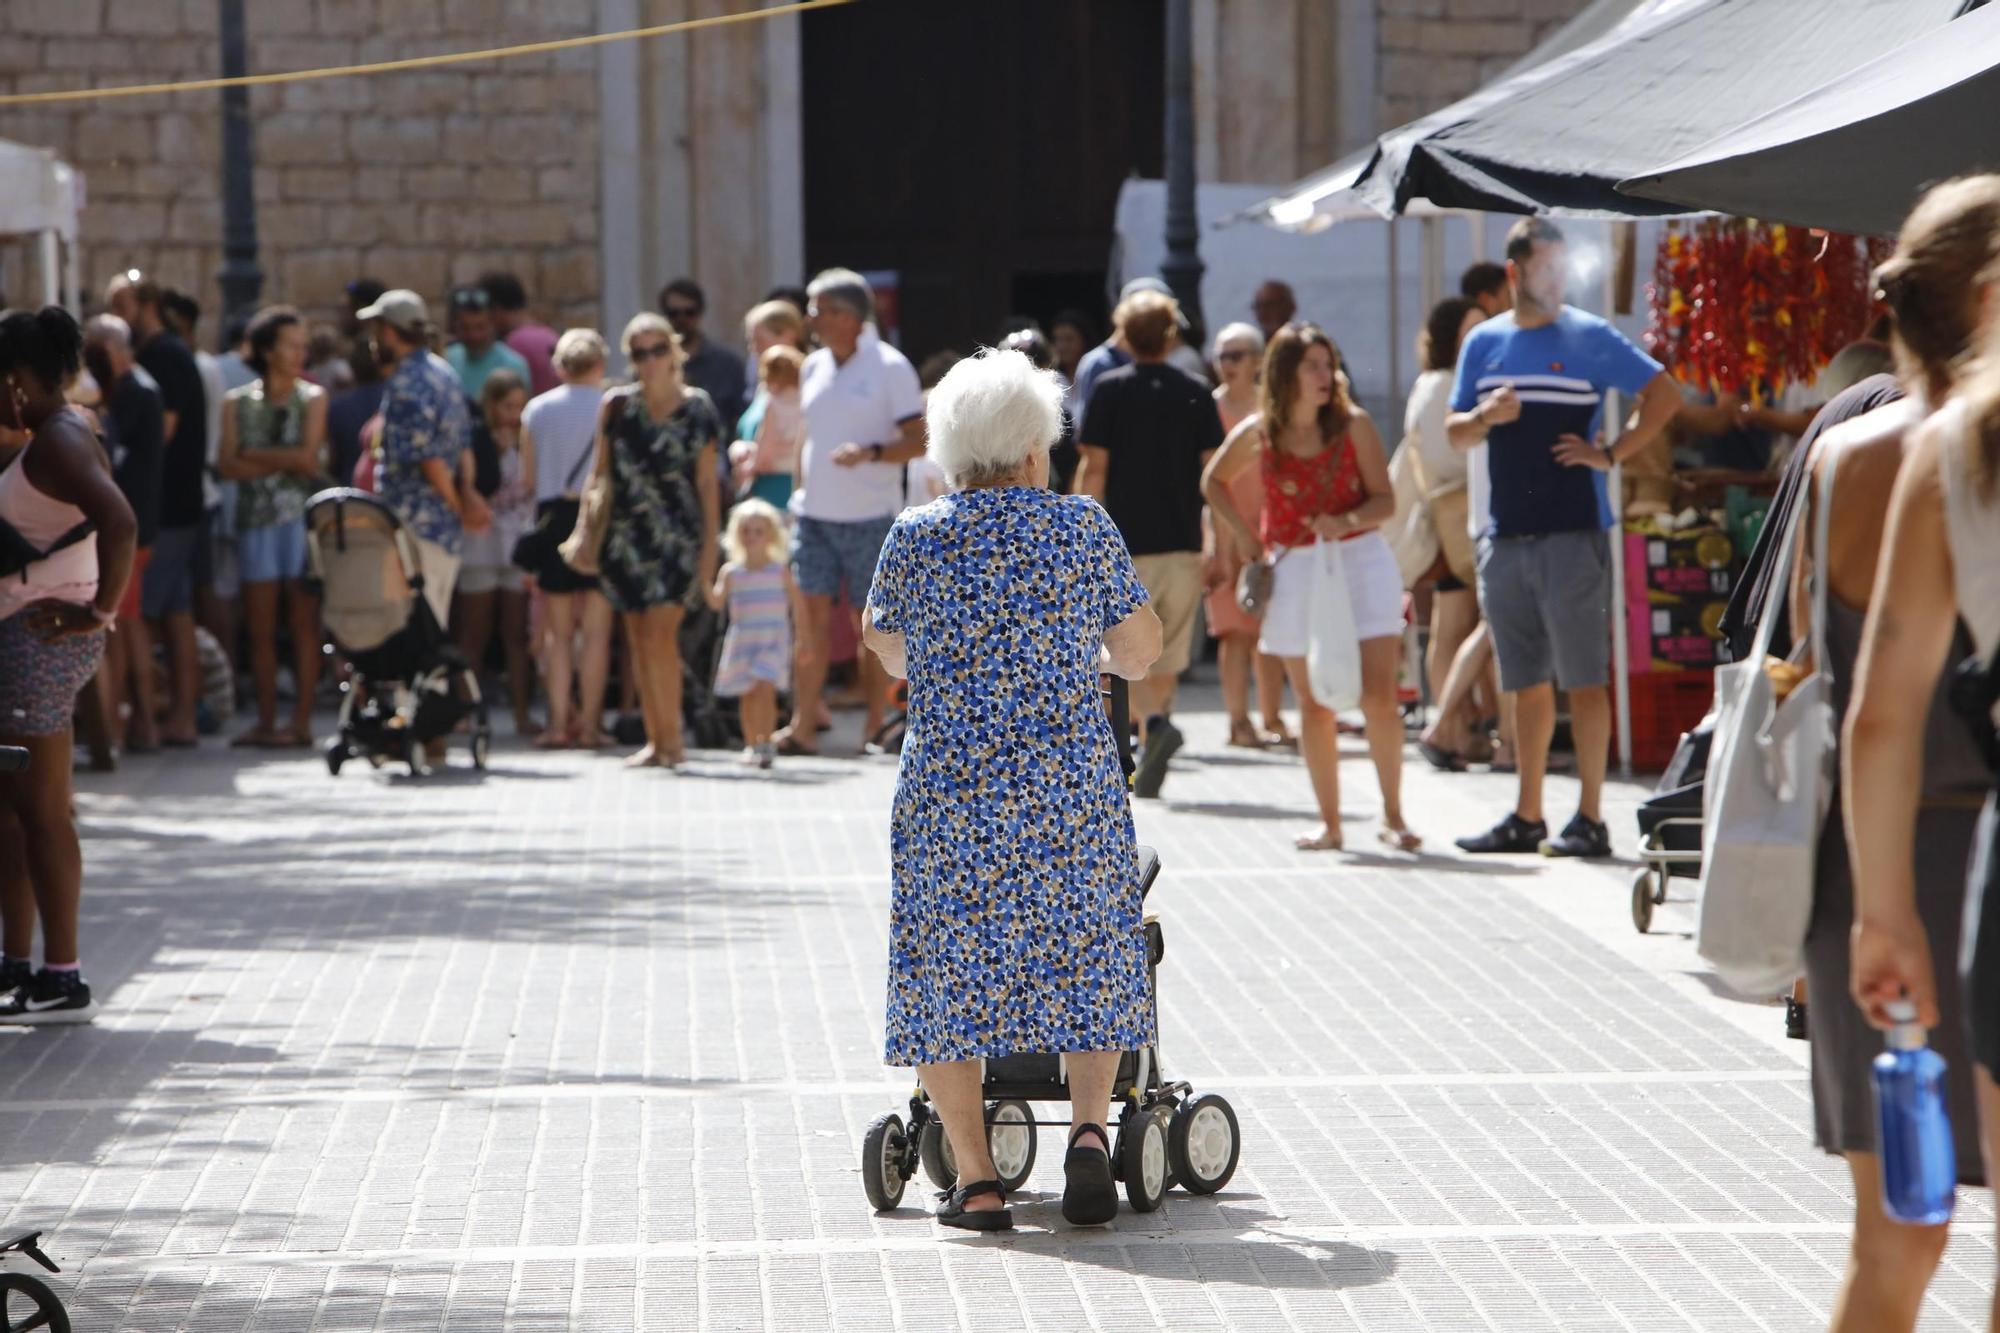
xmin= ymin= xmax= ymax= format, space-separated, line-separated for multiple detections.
xmin=862 ymin=348 xmax=1162 ymax=1232
xmin=0 ymin=306 xmax=138 ymax=1024
xmin=594 ymin=314 xmax=721 ymax=768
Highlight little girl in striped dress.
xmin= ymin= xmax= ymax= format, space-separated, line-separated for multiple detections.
xmin=708 ymin=499 xmax=801 ymax=768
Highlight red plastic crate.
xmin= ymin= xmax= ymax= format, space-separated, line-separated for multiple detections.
xmin=1618 ymin=670 xmax=1716 ymax=772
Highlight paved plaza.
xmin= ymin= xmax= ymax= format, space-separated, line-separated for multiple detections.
xmin=1 ymin=685 xmax=1992 ymax=1331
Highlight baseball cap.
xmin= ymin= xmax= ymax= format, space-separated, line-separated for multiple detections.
xmin=1119 ymin=276 xmax=1192 ymax=332
xmin=354 ymin=288 xmax=430 ymax=332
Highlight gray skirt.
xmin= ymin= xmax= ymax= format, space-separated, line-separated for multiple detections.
xmin=1805 ymin=802 xmax=1986 ymax=1182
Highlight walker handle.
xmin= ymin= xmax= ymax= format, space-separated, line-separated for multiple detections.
xmin=0 ymin=747 xmax=27 ymax=774
xmin=1103 ymin=677 xmax=1134 ymax=779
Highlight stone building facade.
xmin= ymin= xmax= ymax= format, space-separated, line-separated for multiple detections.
xmin=0 ymin=0 xmax=1589 ymax=349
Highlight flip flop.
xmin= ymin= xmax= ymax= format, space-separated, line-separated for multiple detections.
xmin=1295 ymin=827 xmax=1344 ymax=852
xmin=774 ymin=734 xmax=818 ymax=758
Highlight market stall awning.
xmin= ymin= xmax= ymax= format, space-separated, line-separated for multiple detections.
xmin=1240 ymin=0 xmax=1661 ymax=231
xmin=1616 ymin=2 xmax=2000 ymax=235
xmin=1355 ymin=0 xmax=1965 ymax=219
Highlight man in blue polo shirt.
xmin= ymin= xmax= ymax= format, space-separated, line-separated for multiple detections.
xmin=1447 ymin=218 xmax=1680 ymax=858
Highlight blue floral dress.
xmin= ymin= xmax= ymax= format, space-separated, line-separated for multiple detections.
xmin=868 ymin=486 xmax=1157 ymax=1066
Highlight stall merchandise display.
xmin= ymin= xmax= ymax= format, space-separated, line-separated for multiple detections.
xmin=1646 ymin=220 xmax=1893 ymax=400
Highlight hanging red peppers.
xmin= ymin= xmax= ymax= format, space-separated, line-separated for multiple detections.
xmin=1645 ymin=219 xmax=1884 ymax=400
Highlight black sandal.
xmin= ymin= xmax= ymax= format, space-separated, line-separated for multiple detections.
xmin=1062 ymin=1123 xmax=1118 ymax=1227
xmin=935 ymin=1179 xmax=1013 ymax=1232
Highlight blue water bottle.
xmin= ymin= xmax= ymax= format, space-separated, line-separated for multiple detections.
xmin=1873 ymin=999 xmax=1955 ymax=1225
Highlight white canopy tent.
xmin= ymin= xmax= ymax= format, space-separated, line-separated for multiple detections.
xmin=0 ymin=138 xmax=84 ymax=312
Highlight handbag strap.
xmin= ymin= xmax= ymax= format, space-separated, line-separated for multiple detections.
xmin=560 ymin=435 xmax=594 ymax=493
xmin=1749 ymin=439 xmax=1819 ymax=666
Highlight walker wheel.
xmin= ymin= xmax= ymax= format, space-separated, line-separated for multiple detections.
xmin=0 ymin=1271 xmax=70 ymax=1333
xmin=986 ymin=1100 xmax=1037 ymax=1194
xmin=1631 ymin=871 xmax=1655 ymax=934
xmin=1168 ymin=1094 xmax=1240 ymax=1195
xmin=1118 ymin=1106 xmax=1171 ymax=1213
xmin=324 ymin=740 xmax=346 ymax=777
xmin=918 ymin=1119 xmax=955 ymax=1191
xmin=861 ymin=1112 xmax=908 ymax=1213
xmin=470 ymin=729 xmax=490 ymax=771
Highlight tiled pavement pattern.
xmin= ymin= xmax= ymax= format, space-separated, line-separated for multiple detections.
xmin=1 ymin=687 xmax=1991 ymax=1330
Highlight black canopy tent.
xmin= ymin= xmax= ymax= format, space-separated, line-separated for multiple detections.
xmin=1353 ymin=0 xmax=1966 ymax=219
xmin=1616 ymin=2 xmax=2000 ymax=235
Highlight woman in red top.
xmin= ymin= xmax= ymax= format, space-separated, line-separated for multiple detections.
xmin=1202 ymin=324 xmax=1415 ymax=852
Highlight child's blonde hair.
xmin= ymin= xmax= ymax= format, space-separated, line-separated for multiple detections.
xmin=724 ymin=498 xmax=790 ymax=567
xmin=760 ymin=343 xmax=805 ymax=390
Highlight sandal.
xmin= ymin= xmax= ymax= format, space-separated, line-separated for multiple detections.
xmin=1062 ymin=1124 xmax=1118 ymax=1226
xmin=935 ymin=1178 xmax=1013 ymax=1232
xmin=1226 ymin=719 xmax=1262 ymax=749
xmin=1417 ymin=740 xmax=1467 ymax=773
xmin=774 ymin=733 xmax=818 ymax=758
xmin=1377 ymin=825 xmax=1423 ymax=853
xmin=1295 ymin=826 xmax=1344 ymax=852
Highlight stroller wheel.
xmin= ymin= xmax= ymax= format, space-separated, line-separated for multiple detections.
xmin=1169 ymin=1094 xmax=1240 ymax=1195
xmin=1118 ymin=1106 xmax=1170 ymax=1213
xmin=0 ymin=1271 xmax=70 ymax=1333
xmin=861 ymin=1112 xmax=909 ymax=1212
xmin=918 ymin=1118 xmax=955 ymax=1191
xmin=470 ymin=729 xmax=490 ymax=771
xmin=1631 ymin=872 xmax=1655 ymax=934
xmin=324 ymin=740 xmax=347 ymax=777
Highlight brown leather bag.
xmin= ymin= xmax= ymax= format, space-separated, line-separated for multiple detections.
xmin=557 ymin=392 xmax=622 ymax=577
xmin=1236 ymin=552 xmax=1278 ymax=614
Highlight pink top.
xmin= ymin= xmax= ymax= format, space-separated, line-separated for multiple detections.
xmin=0 ymin=425 xmax=98 ymax=621
xmin=753 ymin=388 xmax=806 ymax=475
xmin=505 ymin=324 xmax=562 ymax=397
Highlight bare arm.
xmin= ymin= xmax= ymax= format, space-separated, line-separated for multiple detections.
xmin=1074 ymin=444 xmax=1108 ymax=503
xmin=705 ymin=564 xmax=731 ymax=614
xmin=296 ymin=388 xmax=329 ymax=475
xmin=1845 ymin=421 xmax=1958 ymax=1030
xmin=861 ymin=602 xmax=907 ymax=679
xmin=1101 ymin=604 xmax=1163 ymax=681
xmin=1314 ymin=411 xmax=1396 ymax=537
xmin=1747 ymin=404 xmax=1819 ymax=437
xmin=1201 ymin=415 xmax=1265 ymax=560
xmin=1446 ymin=385 xmax=1512 ymax=450
xmin=1553 ymin=372 xmax=1685 ymax=472
xmin=696 ymin=437 xmax=721 ymax=588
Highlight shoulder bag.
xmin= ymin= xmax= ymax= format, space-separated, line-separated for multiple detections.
xmin=556 ymin=393 xmax=624 ymax=577
xmin=510 ymin=436 xmax=596 ymax=573
xmin=1696 ymin=445 xmax=1840 ymax=995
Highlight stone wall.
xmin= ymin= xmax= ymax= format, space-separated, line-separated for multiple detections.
xmin=1377 ymin=0 xmax=1596 ymax=132
xmin=0 ymin=0 xmax=603 ymax=338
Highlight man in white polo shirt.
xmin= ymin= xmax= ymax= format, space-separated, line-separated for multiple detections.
xmin=773 ymin=268 xmax=926 ymax=756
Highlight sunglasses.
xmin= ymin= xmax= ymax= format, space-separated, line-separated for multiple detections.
xmin=451 ymin=289 xmax=491 ymax=310
xmin=664 ymin=304 xmax=702 ymax=319
xmin=629 ymin=342 xmax=675 ymax=364
xmin=1217 ymin=349 xmax=1254 ymax=363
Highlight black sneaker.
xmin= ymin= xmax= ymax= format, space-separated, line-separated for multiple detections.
xmin=0 ymin=959 xmax=30 ymax=998
xmin=1455 ymin=813 xmax=1548 ymax=854
xmin=1541 ymin=813 xmax=1612 ymax=859
xmin=1131 ymin=718 xmax=1183 ymax=800
xmin=0 ymin=969 xmax=95 ymax=1025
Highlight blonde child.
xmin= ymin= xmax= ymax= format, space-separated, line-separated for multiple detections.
xmin=708 ymin=499 xmax=803 ymax=767
xmin=727 ymin=345 xmax=807 ymax=507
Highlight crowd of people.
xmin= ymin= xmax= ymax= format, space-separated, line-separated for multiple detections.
xmin=6 ymin=183 xmax=2000 ymax=1313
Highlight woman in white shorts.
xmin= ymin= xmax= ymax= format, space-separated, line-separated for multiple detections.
xmin=1202 ymin=323 xmax=1414 ymax=852
xmin=456 ymin=370 xmax=535 ymax=733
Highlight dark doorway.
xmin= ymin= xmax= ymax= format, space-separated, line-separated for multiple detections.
xmin=802 ymin=0 xmax=1164 ymax=364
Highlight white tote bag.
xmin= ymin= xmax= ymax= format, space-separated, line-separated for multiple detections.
xmin=1307 ymin=539 xmax=1363 ymax=711
xmin=1696 ymin=448 xmax=1840 ymax=995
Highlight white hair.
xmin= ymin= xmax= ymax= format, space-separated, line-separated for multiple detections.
xmin=84 ymin=313 xmax=131 ymax=348
xmin=1212 ymin=321 xmax=1264 ymax=358
xmin=924 ymin=348 xmax=1063 ymax=487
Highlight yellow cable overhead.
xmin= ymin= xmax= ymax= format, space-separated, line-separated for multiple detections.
xmin=0 ymin=0 xmax=854 ymax=107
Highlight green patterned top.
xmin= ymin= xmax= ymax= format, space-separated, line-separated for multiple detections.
xmin=231 ymin=381 xmax=317 ymax=531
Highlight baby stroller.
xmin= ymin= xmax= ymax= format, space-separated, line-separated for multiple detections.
xmin=304 ymin=489 xmax=491 ymax=778
xmin=1631 ymin=713 xmax=1714 ymax=933
xmin=859 ymin=681 xmax=1242 ymax=1216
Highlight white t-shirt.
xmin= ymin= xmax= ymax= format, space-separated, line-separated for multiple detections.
xmin=795 ymin=328 xmax=925 ymax=523
xmin=523 ymin=383 xmax=604 ymax=502
xmin=1403 ymin=368 xmax=1466 ymax=495
xmin=902 ymin=455 xmax=948 ymax=511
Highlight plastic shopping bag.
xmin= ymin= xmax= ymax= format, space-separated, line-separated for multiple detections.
xmin=1307 ymin=540 xmax=1362 ymax=711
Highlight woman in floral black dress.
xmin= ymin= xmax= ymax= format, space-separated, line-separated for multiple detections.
xmin=593 ymin=314 xmax=720 ymax=768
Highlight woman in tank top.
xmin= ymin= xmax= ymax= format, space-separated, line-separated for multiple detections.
xmin=1845 ymin=178 xmax=2000 ymax=1328
xmin=1202 ymin=323 xmax=1415 ymax=853
xmin=0 ymin=306 xmax=138 ymax=1027
xmin=1791 ymin=177 xmax=2000 ymax=1333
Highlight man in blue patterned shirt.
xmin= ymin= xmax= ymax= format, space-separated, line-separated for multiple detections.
xmin=355 ymin=289 xmax=480 ymax=629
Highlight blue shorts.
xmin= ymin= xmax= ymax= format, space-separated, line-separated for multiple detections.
xmin=141 ymin=521 xmax=205 ymax=619
xmin=237 ymin=521 xmax=309 ymax=584
xmin=793 ymin=514 xmax=894 ymax=603
xmin=1476 ymin=528 xmax=1612 ymax=693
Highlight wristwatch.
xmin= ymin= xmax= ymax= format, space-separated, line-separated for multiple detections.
xmin=869 ymin=443 xmax=885 ymax=462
